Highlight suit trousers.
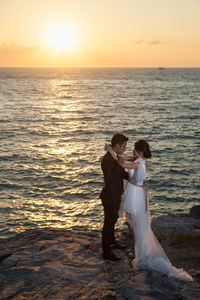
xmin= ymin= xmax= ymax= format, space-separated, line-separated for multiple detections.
xmin=102 ymin=205 xmax=118 ymax=255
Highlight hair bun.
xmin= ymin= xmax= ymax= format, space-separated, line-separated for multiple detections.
xmin=135 ymin=139 xmax=152 ymax=159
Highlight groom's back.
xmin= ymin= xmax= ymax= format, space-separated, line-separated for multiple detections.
xmin=101 ymin=152 xmax=115 ymax=184
xmin=100 ymin=151 xmax=126 ymax=204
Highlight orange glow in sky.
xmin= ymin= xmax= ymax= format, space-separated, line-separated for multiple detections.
xmin=0 ymin=0 xmax=200 ymax=67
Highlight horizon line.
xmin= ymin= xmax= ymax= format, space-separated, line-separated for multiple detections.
xmin=0 ymin=66 xmax=200 ymax=69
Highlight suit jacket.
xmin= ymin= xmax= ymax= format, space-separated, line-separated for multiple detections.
xmin=100 ymin=152 xmax=128 ymax=212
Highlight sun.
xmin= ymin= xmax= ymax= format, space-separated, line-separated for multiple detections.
xmin=47 ymin=24 xmax=78 ymax=51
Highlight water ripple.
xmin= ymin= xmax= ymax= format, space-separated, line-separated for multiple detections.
xmin=0 ymin=68 xmax=199 ymax=238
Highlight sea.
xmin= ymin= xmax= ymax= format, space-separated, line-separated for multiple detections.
xmin=0 ymin=67 xmax=199 ymax=239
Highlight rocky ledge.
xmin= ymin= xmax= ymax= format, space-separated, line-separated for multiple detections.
xmin=0 ymin=214 xmax=200 ymax=300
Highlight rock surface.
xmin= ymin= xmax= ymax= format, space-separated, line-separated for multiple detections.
xmin=0 ymin=215 xmax=200 ymax=299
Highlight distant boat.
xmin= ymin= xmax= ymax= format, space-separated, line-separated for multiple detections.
xmin=158 ymin=67 xmax=165 ymax=70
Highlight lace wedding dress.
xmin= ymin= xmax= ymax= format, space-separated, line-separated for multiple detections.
xmin=123 ymin=158 xmax=192 ymax=281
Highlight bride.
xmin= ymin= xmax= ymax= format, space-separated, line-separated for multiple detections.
xmin=107 ymin=139 xmax=192 ymax=281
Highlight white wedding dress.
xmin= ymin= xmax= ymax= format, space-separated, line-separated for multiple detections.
xmin=123 ymin=158 xmax=192 ymax=281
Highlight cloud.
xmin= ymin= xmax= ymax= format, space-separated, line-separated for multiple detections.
xmin=0 ymin=43 xmax=44 ymax=66
xmin=148 ymin=40 xmax=166 ymax=45
xmin=134 ymin=39 xmax=166 ymax=45
xmin=134 ymin=39 xmax=144 ymax=44
xmin=0 ymin=43 xmax=41 ymax=55
xmin=0 ymin=43 xmax=75 ymax=67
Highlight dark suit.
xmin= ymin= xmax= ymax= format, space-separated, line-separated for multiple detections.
xmin=100 ymin=152 xmax=128 ymax=254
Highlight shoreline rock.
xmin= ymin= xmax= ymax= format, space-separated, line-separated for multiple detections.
xmin=151 ymin=214 xmax=200 ymax=245
xmin=0 ymin=215 xmax=200 ymax=299
xmin=190 ymin=205 xmax=200 ymax=218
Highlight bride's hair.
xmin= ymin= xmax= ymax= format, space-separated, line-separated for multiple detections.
xmin=135 ymin=140 xmax=152 ymax=159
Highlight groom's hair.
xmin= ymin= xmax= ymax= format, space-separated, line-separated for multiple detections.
xmin=111 ymin=133 xmax=128 ymax=147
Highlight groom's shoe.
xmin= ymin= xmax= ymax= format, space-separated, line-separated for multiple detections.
xmin=102 ymin=252 xmax=121 ymax=261
xmin=111 ymin=241 xmax=126 ymax=250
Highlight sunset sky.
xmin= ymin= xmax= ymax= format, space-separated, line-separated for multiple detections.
xmin=0 ymin=0 xmax=200 ymax=67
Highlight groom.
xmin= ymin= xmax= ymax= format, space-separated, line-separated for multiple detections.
xmin=100 ymin=133 xmax=129 ymax=261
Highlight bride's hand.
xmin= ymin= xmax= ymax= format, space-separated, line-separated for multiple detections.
xmin=104 ymin=144 xmax=112 ymax=152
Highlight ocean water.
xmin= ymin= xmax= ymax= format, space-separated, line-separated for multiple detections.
xmin=0 ymin=67 xmax=199 ymax=239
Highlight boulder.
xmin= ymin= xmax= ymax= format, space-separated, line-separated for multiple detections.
xmin=190 ymin=205 xmax=200 ymax=218
xmin=151 ymin=214 xmax=200 ymax=245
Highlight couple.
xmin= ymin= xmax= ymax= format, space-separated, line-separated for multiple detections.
xmin=100 ymin=133 xmax=192 ymax=281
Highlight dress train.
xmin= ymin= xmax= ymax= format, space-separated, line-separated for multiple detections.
xmin=123 ymin=159 xmax=192 ymax=281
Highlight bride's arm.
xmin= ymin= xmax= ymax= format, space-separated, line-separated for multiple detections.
xmin=119 ymin=161 xmax=138 ymax=169
xmin=119 ymin=154 xmax=134 ymax=161
xmin=105 ymin=144 xmax=137 ymax=170
xmin=104 ymin=144 xmax=117 ymax=160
